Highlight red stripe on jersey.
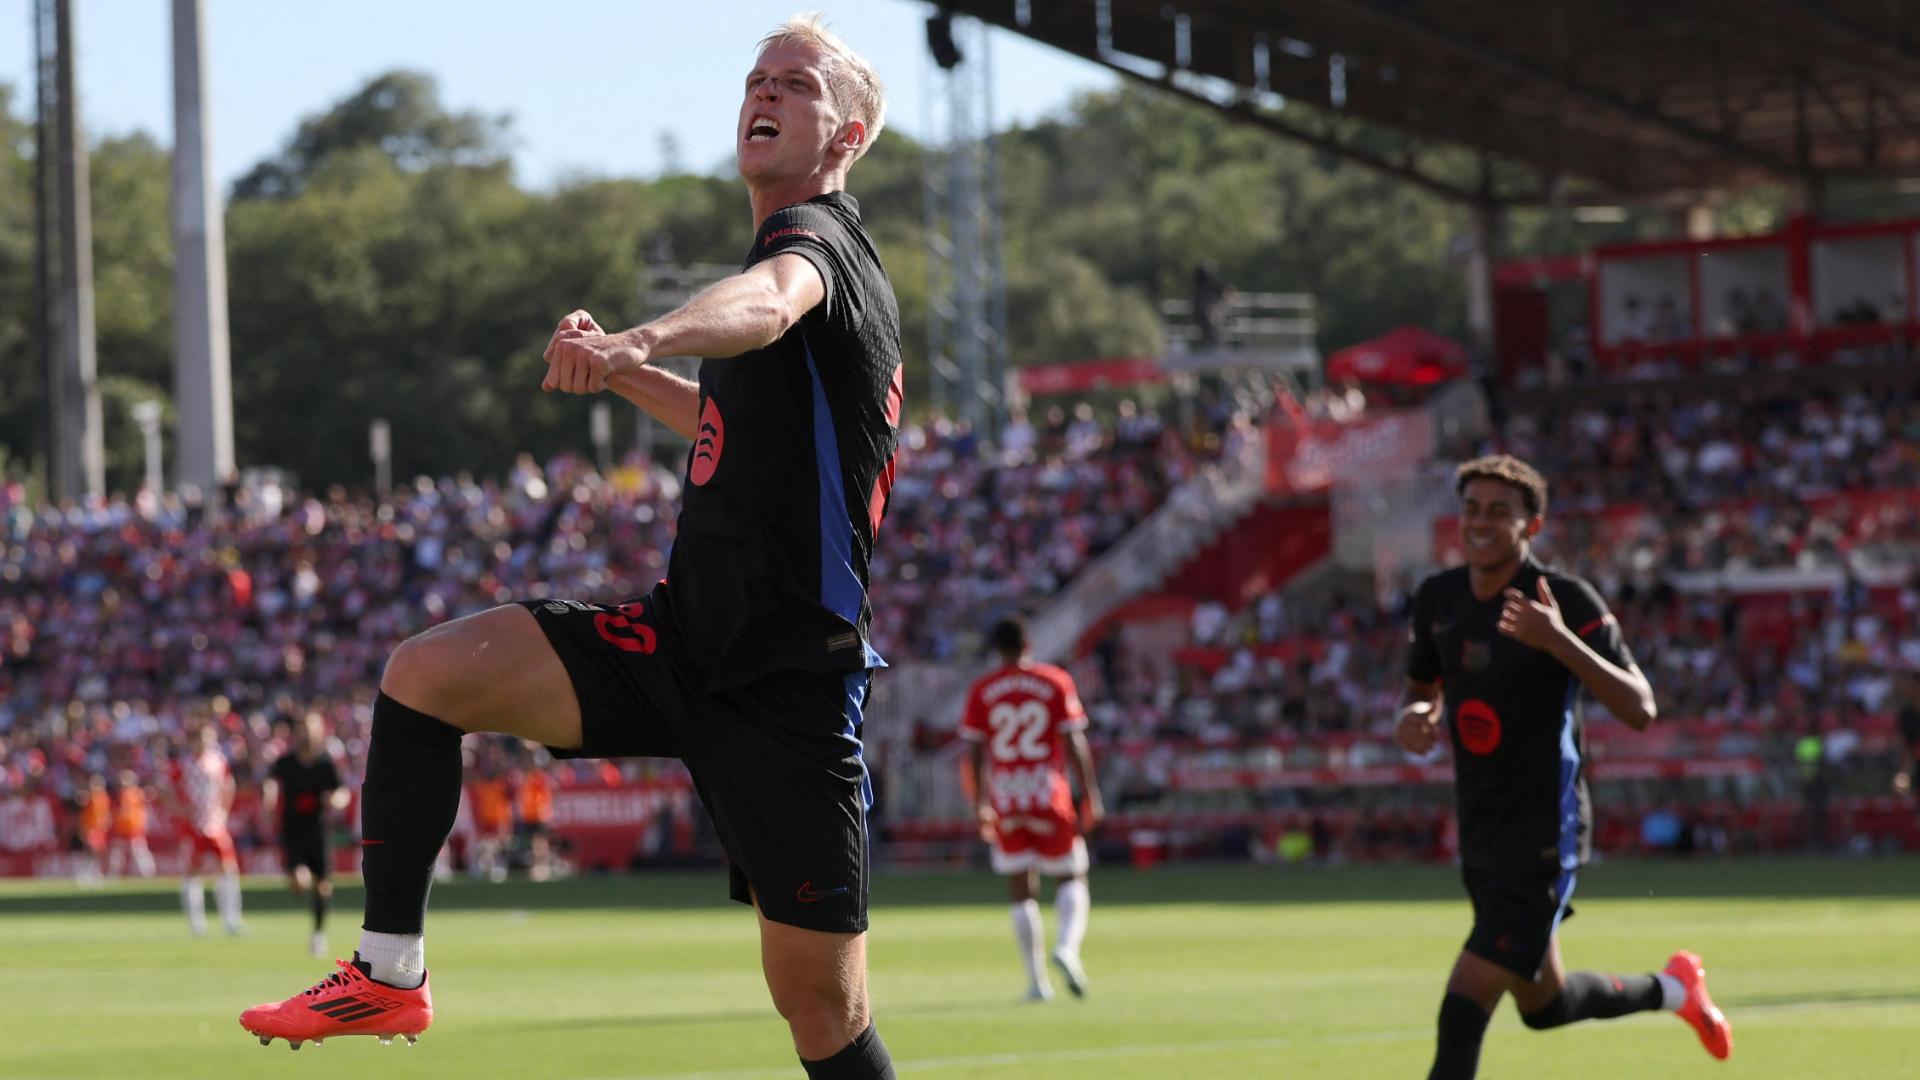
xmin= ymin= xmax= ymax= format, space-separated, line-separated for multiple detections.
xmin=1575 ymin=615 xmax=1614 ymax=638
xmin=881 ymin=363 xmax=904 ymax=427
xmin=868 ymin=456 xmax=895 ymax=534
xmin=867 ymin=364 xmax=904 ymax=533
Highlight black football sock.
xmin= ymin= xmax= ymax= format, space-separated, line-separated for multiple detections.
xmin=1428 ymin=992 xmax=1490 ymax=1080
xmin=1519 ymin=971 xmax=1665 ymax=1029
xmin=359 ymin=691 xmax=464 ymax=934
xmin=799 ymin=1023 xmax=895 ymax=1080
xmin=313 ymin=887 xmax=329 ymax=933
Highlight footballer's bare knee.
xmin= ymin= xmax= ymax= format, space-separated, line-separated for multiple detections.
xmin=380 ymin=606 xmax=581 ymax=746
xmin=378 ymin=624 xmax=475 ymax=723
xmin=760 ymin=920 xmax=870 ymax=1058
xmin=772 ymin=986 xmax=863 ymax=1057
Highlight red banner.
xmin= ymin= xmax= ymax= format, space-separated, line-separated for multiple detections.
xmin=1016 ymin=357 xmax=1167 ymax=397
xmin=0 ymin=775 xmax=700 ymax=879
xmin=1267 ymin=409 xmax=1432 ymax=495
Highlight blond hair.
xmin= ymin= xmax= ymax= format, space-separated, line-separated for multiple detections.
xmin=758 ymin=12 xmax=887 ymax=161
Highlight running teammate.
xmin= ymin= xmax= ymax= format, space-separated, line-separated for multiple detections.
xmin=1400 ymin=455 xmax=1731 ymax=1078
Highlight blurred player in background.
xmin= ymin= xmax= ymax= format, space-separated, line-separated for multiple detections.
xmin=961 ymin=617 xmax=1104 ymax=1001
xmin=266 ymin=712 xmax=348 ymax=955
xmin=74 ymin=772 xmax=111 ymax=885
xmin=512 ymin=763 xmax=557 ymax=882
xmin=1397 ymin=455 xmax=1731 ymax=1078
xmin=171 ymin=723 xmax=244 ymax=936
xmin=470 ymin=763 xmax=514 ymax=883
xmin=106 ymin=770 xmax=155 ymax=878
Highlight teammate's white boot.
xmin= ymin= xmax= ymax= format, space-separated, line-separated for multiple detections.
xmin=1050 ymin=947 xmax=1088 ymax=998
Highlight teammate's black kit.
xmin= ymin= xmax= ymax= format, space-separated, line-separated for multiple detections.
xmin=1408 ymin=554 xmax=1634 ymax=978
xmin=271 ymin=752 xmax=341 ymax=879
xmin=527 ymin=192 xmax=903 ymax=934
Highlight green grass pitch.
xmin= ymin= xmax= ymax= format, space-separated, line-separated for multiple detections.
xmin=1 ymin=857 xmax=1915 ymax=1078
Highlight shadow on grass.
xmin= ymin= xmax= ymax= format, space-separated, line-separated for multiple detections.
xmin=2 ymin=856 xmax=1918 ymax=917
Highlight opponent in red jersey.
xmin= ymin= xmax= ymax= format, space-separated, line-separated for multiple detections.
xmin=959 ymin=618 xmax=1104 ymax=1001
xmin=171 ymin=724 xmax=244 ymax=936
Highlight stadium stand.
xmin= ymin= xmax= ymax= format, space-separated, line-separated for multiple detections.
xmin=0 ymin=408 xmax=1221 ymax=875
xmin=3 ymin=370 xmax=1918 ymax=876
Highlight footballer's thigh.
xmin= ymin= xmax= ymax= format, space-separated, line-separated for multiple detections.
xmin=1509 ymin=934 xmax=1569 ymax=1013
xmin=382 ymin=604 xmax=585 ymax=748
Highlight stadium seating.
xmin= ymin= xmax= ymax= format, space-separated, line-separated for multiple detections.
xmin=3 ymin=381 xmax=1918 ymax=874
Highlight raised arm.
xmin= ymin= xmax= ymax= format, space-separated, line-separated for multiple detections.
xmin=1500 ymin=577 xmax=1658 ymax=730
xmin=626 ymin=253 xmax=825 ymax=362
xmin=541 ymin=254 xmax=826 ymax=398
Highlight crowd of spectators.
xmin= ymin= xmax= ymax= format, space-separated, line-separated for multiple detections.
xmin=1487 ymin=379 xmax=1920 ymax=582
xmin=0 ymin=399 xmax=1225 ymax=848
xmin=1065 ymin=374 xmax=1920 ymax=848
xmin=871 ymin=402 xmax=1204 ymax=660
xmin=1071 ymin=554 xmax=1920 ymax=856
xmin=5 ymin=367 xmax=1917 ymax=866
xmin=1 ymin=451 xmax=683 ymax=858
xmin=1082 ymin=569 xmax=1920 ymax=744
xmin=1505 ymin=382 xmax=1920 ymax=509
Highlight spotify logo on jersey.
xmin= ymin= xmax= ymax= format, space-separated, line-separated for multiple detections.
xmin=1455 ymin=699 xmax=1503 ymax=755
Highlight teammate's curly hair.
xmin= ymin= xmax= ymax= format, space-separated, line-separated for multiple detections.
xmin=1455 ymin=454 xmax=1548 ymax=517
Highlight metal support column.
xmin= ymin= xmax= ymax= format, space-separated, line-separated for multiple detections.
xmin=171 ymin=0 xmax=236 ymax=494
xmin=923 ymin=13 xmax=1008 ymax=437
xmin=50 ymin=0 xmax=103 ymax=501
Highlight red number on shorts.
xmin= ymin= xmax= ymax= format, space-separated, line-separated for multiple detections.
xmin=593 ymin=603 xmax=658 ymax=654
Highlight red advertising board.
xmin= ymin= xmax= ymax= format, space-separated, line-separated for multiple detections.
xmin=0 ymin=775 xmax=700 ymax=879
xmin=1016 ymin=357 xmax=1167 ymax=397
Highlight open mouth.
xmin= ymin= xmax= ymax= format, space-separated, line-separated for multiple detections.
xmin=746 ymin=115 xmax=781 ymax=143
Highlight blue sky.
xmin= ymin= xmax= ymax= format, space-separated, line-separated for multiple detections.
xmin=0 ymin=0 xmax=1116 ymax=189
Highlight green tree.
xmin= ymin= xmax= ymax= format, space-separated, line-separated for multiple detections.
xmin=0 ymin=84 xmax=42 ymax=484
xmin=89 ymin=132 xmax=175 ymax=491
xmin=232 ymin=71 xmax=508 ymax=200
xmin=20 ymin=69 xmax=1732 ymax=495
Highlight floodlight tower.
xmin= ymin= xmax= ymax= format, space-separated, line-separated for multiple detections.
xmin=922 ymin=10 xmax=1009 ymax=436
xmin=38 ymin=0 xmax=104 ymax=501
xmin=171 ymin=0 xmax=236 ymax=494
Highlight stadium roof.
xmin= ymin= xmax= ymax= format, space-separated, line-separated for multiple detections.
xmin=941 ymin=0 xmax=1920 ymax=205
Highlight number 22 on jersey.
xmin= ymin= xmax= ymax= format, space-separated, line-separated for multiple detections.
xmin=988 ymin=701 xmax=1053 ymax=762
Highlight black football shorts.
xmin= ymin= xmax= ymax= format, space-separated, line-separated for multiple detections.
xmin=519 ymin=586 xmax=874 ymax=935
xmin=282 ymin=827 xmax=330 ymax=880
xmin=1460 ymin=864 xmax=1577 ymax=980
